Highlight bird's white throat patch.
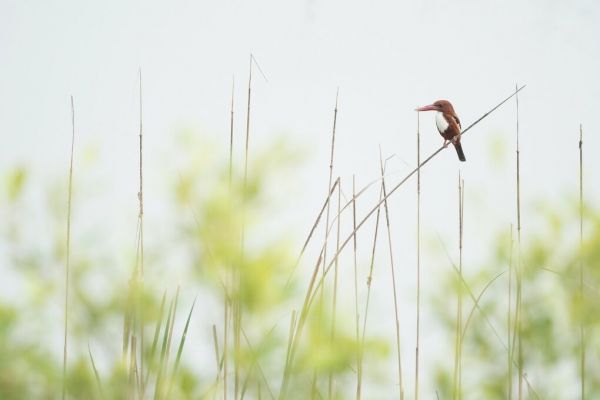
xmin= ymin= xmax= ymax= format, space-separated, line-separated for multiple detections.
xmin=435 ymin=111 xmax=449 ymax=133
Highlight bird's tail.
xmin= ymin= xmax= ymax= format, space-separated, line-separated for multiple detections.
xmin=454 ymin=142 xmax=466 ymax=162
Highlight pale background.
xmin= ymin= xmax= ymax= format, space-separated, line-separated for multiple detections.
xmin=1 ymin=0 xmax=599 ymax=397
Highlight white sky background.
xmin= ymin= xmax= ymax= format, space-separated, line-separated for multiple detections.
xmin=2 ymin=0 xmax=600 ymax=397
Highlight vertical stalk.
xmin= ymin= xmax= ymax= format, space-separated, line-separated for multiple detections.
xmin=353 ymin=175 xmax=361 ymax=400
xmin=62 ymin=95 xmax=76 ymax=400
xmin=460 ymin=178 xmax=464 ymax=397
xmin=225 ymin=76 xmax=235 ymax=400
xmin=452 ymin=174 xmax=464 ymax=400
xmin=358 ymin=175 xmax=385 ymax=399
xmin=328 ymin=181 xmax=342 ymax=399
xmin=237 ymin=54 xmax=253 ymax=400
xmin=578 ymin=124 xmax=585 ymax=399
xmin=380 ymin=151 xmax=404 ymax=399
xmin=323 ymin=89 xmax=339 ymax=399
xmin=515 ymin=83 xmax=523 ymax=400
xmin=507 ymin=224 xmax=514 ymax=399
xmin=137 ymin=67 xmax=145 ymax=399
xmin=415 ymin=110 xmax=421 ymax=400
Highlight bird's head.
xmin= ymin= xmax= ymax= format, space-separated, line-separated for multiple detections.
xmin=415 ymin=100 xmax=455 ymax=114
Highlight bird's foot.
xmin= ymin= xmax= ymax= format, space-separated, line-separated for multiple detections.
xmin=443 ymin=140 xmax=450 ymax=149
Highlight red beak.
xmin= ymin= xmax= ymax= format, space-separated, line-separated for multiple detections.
xmin=415 ymin=104 xmax=439 ymax=112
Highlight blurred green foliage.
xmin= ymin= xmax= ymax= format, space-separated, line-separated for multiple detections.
xmin=0 ymin=138 xmax=364 ymax=399
xmin=433 ymin=202 xmax=600 ymax=399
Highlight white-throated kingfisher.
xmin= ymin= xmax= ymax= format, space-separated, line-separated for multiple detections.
xmin=416 ymin=100 xmax=466 ymax=162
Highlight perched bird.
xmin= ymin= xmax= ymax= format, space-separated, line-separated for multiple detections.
xmin=416 ymin=100 xmax=466 ymax=162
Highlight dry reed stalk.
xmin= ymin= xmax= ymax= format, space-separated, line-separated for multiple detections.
xmin=380 ymin=149 xmax=404 ymax=399
xmin=453 ymin=175 xmax=464 ymax=400
xmin=236 ymin=54 xmax=254 ymax=400
xmin=352 ymin=175 xmax=361 ymax=400
xmin=62 ymin=95 xmax=76 ymax=400
xmin=514 ymin=83 xmax=523 ymax=400
xmin=507 ymin=225 xmax=514 ymax=399
xmin=284 ymin=179 xmax=340 ymax=290
xmin=415 ymin=110 xmax=421 ymax=400
xmin=578 ymin=124 xmax=585 ymax=399
xmin=321 ymin=90 xmax=339 ymax=400
xmin=137 ymin=68 xmax=146 ymax=398
xmin=358 ymin=172 xmax=385 ymax=397
xmin=328 ymin=180 xmax=342 ymax=399
xmin=224 ymin=74 xmax=235 ymax=400
xmin=229 ymin=76 xmax=235 ymax=187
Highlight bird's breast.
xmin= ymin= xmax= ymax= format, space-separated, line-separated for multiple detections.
xmin=435 ymin=112 xmax=449 ymax=134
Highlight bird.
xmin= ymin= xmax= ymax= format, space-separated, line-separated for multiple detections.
xmin=416 ymin=100 xmax=466 ymax=162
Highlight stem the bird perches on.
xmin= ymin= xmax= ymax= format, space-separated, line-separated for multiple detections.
xmin=278 ymin=85 xmax=526 ymax=398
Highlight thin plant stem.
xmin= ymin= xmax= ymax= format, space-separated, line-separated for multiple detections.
xmin=328 ymin=180 xmax=342 ymax=399
xmin=225 ymin=74 xmax=235 ymax=400
xmin=229 ymin=75 xmax=235 ymax=188
xmin=453 ymin=176 xmax=464 ymax=400
xmin=380 ymin=149 xmax=404 ymax=399
xmin=325 ymin=89 xmax=339 ymax=400
xmin=137 ymin=67 xmax=146 ymax=399
xmin=415 ymin=110 xmax=421 ymax=400
xmin=461 ymin=270 xmax=507 ymax=343
xmin=213 ymin=325 xmax=221 ymax=385
xmin=237 ymin=54 xmax=253 ymax=400
xmin=359 ymin=179 xmax=384 ymax=383
xmin=62 ymin=95 xmax=76 ymax=400
xmin=352 ymin=175 xmax=361 ymax=400
xmin=507 ymin=225 xmax=514 ymax=400
xmin=284 ymin=311 xmax=297 ymax=368
xmin=88 ymin=344 xmax=105 ymax=400
xmin=284 ymin=179 xmax=340 ymax=290
xmin=514 ymin=83 xmax=523 ymax=400
xmin=240 ymin=327 xmax=276 ymax=400
xmin=578 ymin=124 xmax=585 ymax=399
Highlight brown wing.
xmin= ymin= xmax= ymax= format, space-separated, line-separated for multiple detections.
xmin=441 ymin=113 xmax=461 ymax=141
xmin=452 ymin=115 xmax=461 ymax=130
